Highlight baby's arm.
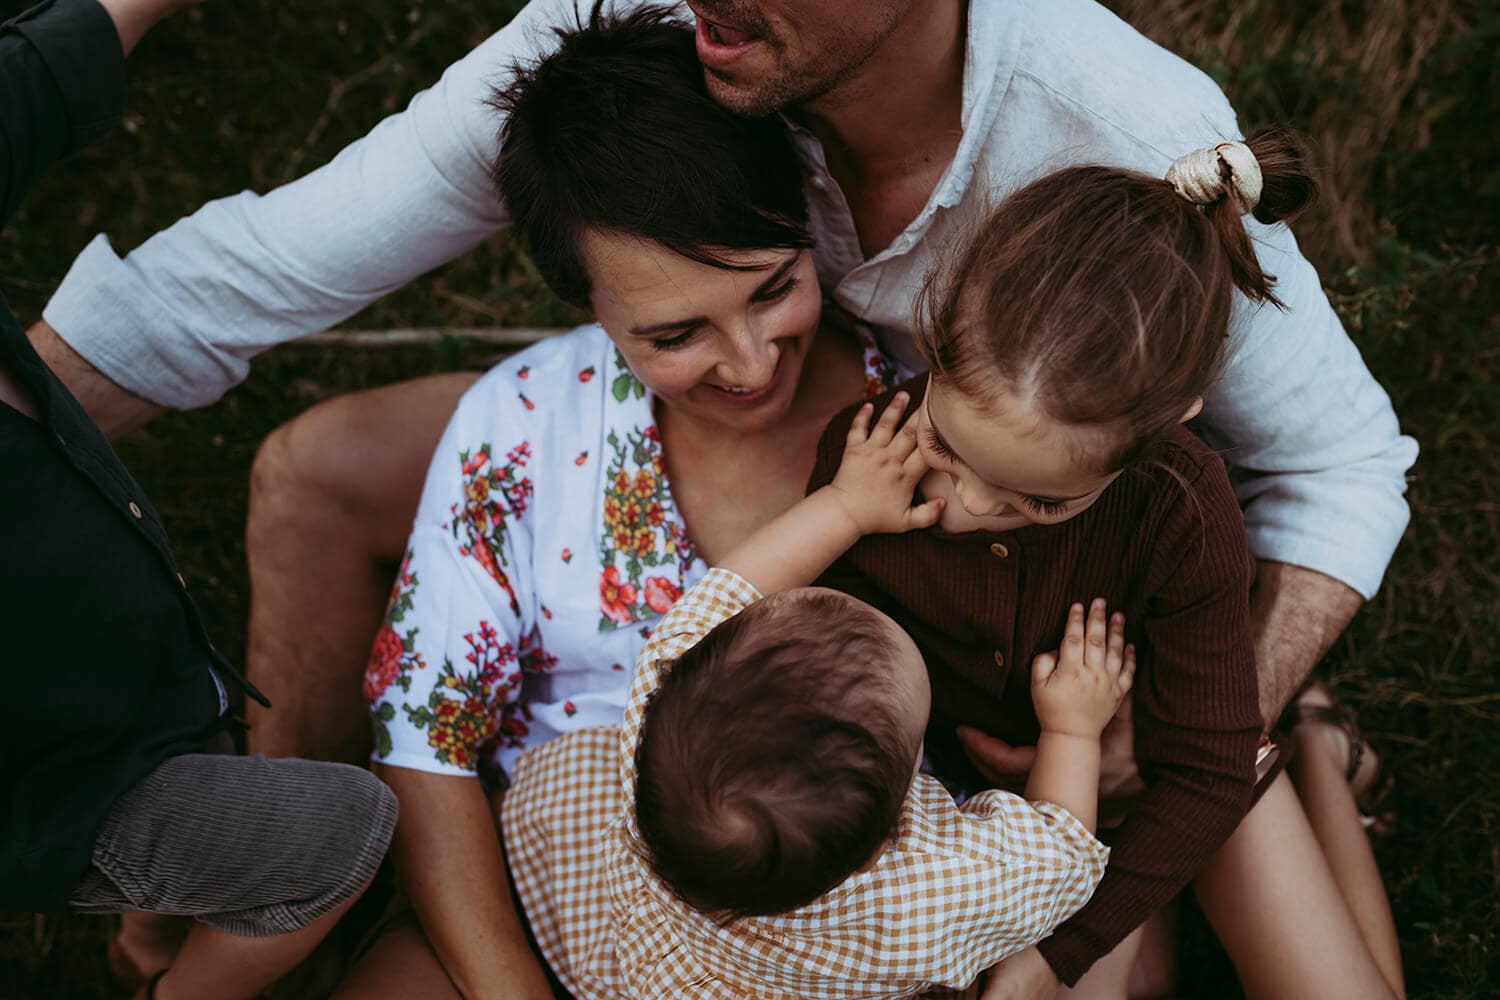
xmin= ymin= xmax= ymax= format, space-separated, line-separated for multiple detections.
xmin=1024 ymin=601 xmax=1136 ymax=833
xmin=719 ymin=391 xmax=942 ymax=596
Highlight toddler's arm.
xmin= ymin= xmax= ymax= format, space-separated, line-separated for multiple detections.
xmin=1025 ymin=600 xmax=1136 ymax=833
xmin=719 ymin=391 xmax=942 ymax=596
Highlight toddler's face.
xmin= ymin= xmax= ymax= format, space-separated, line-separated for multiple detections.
xmin=915 ymin=378 xmax=1123 ymax=535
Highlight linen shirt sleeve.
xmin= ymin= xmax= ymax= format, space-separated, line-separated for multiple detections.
xmin=366 ymin=370 xmax=541 ymax=777
xmin=1197 ymin=221 xmax=1418 ymax=598
xmin=40 ymin=0 xmax=627 ymax=409
xmin=1 ymin=0 xmax=124 ymax=228
xmin=1037 ymin=452 xmax=1263 ymax=985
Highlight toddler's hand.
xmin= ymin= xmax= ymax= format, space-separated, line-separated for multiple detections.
xmin=825 ymin=393 xmax=944 ymax=536
xmin=1031 ymin=600 xmax=1135 ymax=740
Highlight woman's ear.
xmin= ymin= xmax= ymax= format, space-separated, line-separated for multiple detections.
xmin=1179 ymin=397 xmax=1204 ymax=423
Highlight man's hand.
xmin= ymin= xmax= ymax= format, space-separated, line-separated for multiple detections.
xmin=981 ymin=946 xmax=1060 ymax=1000
xmin=26 ymin=321 xmax=162 ymax=438
xmin=959 ymin=698 xmax=1145 ymax=809
xmin=823 ymin=392 xmax=942 ymax=536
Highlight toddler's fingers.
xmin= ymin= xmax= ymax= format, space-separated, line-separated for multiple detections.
xmin=1061 ymin=602 xmax=1085 ymax=664
xmin=867 ymin=391 xmax=909 ymax=446
xmin=901 ymin=443 xmax=931 ymax=482
xmin=846 ymin=402 xmax=875 ymax=445
xmin=906 ymin=496 xmax=944 ymax=530
xmin=1118 ymin=644 xmax=1137 ymax=696
xmin=1084 ymin=598 xmax=1108 ymax=669
xmin=1106 ymin=612 xmax=1125 ymax=675
xmin=1031 ymin=651 xmax=1058 ymax=686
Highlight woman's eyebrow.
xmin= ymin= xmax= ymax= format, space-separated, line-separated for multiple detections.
xmin=750 ymin=256 xmax=798 ymax=297
xmin=629 ymin=317 xmax=704 ymax=337
xmin=627 ymin=256 xmax=797 ymax=336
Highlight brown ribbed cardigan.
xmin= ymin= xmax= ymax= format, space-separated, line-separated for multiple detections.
xmin=809 ymin=380 xmax=1262 ymax=986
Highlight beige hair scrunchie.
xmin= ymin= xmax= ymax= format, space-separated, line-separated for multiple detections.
xmin=1165 ymin=140 xmax=1263 ymax=215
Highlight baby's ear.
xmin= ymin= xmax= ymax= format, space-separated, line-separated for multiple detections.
xmin=1178 ymin=397 xmax=1204 ymax=424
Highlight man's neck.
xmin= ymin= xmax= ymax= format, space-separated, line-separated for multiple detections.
xmin=797 ymin=1 xmax=967 ymax=190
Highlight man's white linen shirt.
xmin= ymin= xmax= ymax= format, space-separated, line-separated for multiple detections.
xmin=43 ymin=0 xmax=1416 ymax=597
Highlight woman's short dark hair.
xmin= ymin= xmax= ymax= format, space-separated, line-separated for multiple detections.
xmin=489 ymin=3 xmax=813 ymax=309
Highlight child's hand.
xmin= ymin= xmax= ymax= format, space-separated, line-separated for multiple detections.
xmin=1031 ymin=600 xmax=1136 ymax=740
xmin=825 ymin=393 xmax=944 ymax=536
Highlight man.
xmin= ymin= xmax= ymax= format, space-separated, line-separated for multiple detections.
xmin=1 ymin=3 xmax=397 ymax=998
xmin=27 ymin=0 xmax=1415 ymax=994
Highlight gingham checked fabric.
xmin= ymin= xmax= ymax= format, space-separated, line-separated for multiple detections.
xmin=503 ymin=569 xmax=1110 ymax=999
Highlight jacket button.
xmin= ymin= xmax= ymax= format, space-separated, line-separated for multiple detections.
xmin=128 ymin=501 xmax=143 ymax=519
xmin=990 ymin=542 xmax=1009 ymax=558
xmin=994 ymin=651 xmax=1004 ymax=667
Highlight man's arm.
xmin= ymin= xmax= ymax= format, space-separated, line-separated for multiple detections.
xmin=37 ymin=0 xmax=595 ymax=416
xmin=1251 ymin=559 xmax=1364 ymax=723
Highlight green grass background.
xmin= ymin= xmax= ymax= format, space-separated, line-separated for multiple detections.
xmin=1 ymin=1 xmax=1496 ymax=997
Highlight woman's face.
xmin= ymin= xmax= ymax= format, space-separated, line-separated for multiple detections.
xmin=914 ymin=377 xmax=1125 ymax=534
xmin=582 ymin=230 xmax=822 ymax=434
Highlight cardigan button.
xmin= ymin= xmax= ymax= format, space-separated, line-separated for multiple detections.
xmin=128 ymin=501 xmax=143 ymax=519
xmin=989 ymin=542 xmax=1009 ymax=558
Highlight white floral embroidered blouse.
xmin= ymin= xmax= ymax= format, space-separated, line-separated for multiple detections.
xmin=365 ymin=321 xmax=899 ymax=783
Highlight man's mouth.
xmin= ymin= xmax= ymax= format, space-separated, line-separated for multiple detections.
xmin=702 ymin=18 xmax=755 ymax=47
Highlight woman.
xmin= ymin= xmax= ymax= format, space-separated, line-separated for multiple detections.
xmin=334 ymin=9 xmax=1400 ymax=1000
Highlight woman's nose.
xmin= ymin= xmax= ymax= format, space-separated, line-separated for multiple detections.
xmin=715 ymin=331 xmax=780 ymax=389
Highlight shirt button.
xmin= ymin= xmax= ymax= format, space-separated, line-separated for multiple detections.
xmin=990 ymin=542 xmax=1009 ymax=558
xmin=128 ymin=501 xmax=143 ymax=519
xmin=810 ymin=175 xmax=828 ymax=191
xmin=994 ymin=651 xmax=1005 ymax=667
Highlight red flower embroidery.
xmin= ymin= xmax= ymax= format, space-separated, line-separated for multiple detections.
xmin=519 ymin=393 xmax=535 ymax=411
xmin=563 ymin=700 xmax=577 ymax=717
xmin=600 ymin=566 xmax=637 ymax=625
xmin=517 ymin=365 xmax=530 ymax=379
xmin=363 ymin=624 xmax=405 ymax=702
xmin=461 ymin=449 xmax=489 ymax=476
xmin=643 ymin=576 xmax=681 ymax=614
xmin=561 ymin=548 xmax=573 ymax=563
xmin=575 ymin=451 xmax=588 ymax=466
xmin=579 ymin=367 xmax=595 ymax=382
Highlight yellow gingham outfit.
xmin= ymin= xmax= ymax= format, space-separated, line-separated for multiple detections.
xmin=503 ymin=569 xmax=1110 ymax=999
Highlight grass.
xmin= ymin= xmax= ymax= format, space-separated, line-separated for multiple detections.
xmin=2 ymin=1 xmax=1496 ymax=997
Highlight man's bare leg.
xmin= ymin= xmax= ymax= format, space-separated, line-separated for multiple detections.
xmin=245 ymin=373 xmax=480 ymax=762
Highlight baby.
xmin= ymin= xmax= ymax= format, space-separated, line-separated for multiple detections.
xmin=503 ymin=396 xmax=1133 ymax=999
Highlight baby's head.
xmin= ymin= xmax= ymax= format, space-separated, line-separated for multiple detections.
xmin=634 ymin=588 xmax=929 ymax=919
xmin=913 ymin=127 xmax=1319 ymax=534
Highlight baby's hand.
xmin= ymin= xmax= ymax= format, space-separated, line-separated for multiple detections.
xmin=825 ymin=393 xmax=944 ymax=536
xmin=1031 ymin=600 xmax=1136 ymax=740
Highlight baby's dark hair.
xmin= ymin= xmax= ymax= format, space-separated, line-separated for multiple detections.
xmin=919 ymin=126 xmax=1319 ymax=471
xmin=634 ymin=590 xmax=919 ymax=919
xmin=488 ymin=2 xmax=812 ymax=310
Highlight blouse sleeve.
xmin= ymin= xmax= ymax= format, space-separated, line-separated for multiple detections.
xmin=366 ymin=370 xmax=540 ymax=778
xmin=1037 ymin=444 xmax=1262 ymax=984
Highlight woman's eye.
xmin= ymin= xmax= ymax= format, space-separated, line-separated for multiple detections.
xmin=753 ymin=276 xmax=799 ymax=303
xmin=922 ymin=425 xmax=956 ymax=461
xmin=1022 ymin=496 xmax=1069 ymax=517
xmin=652 ymin=328 xmax=700 ymax=351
